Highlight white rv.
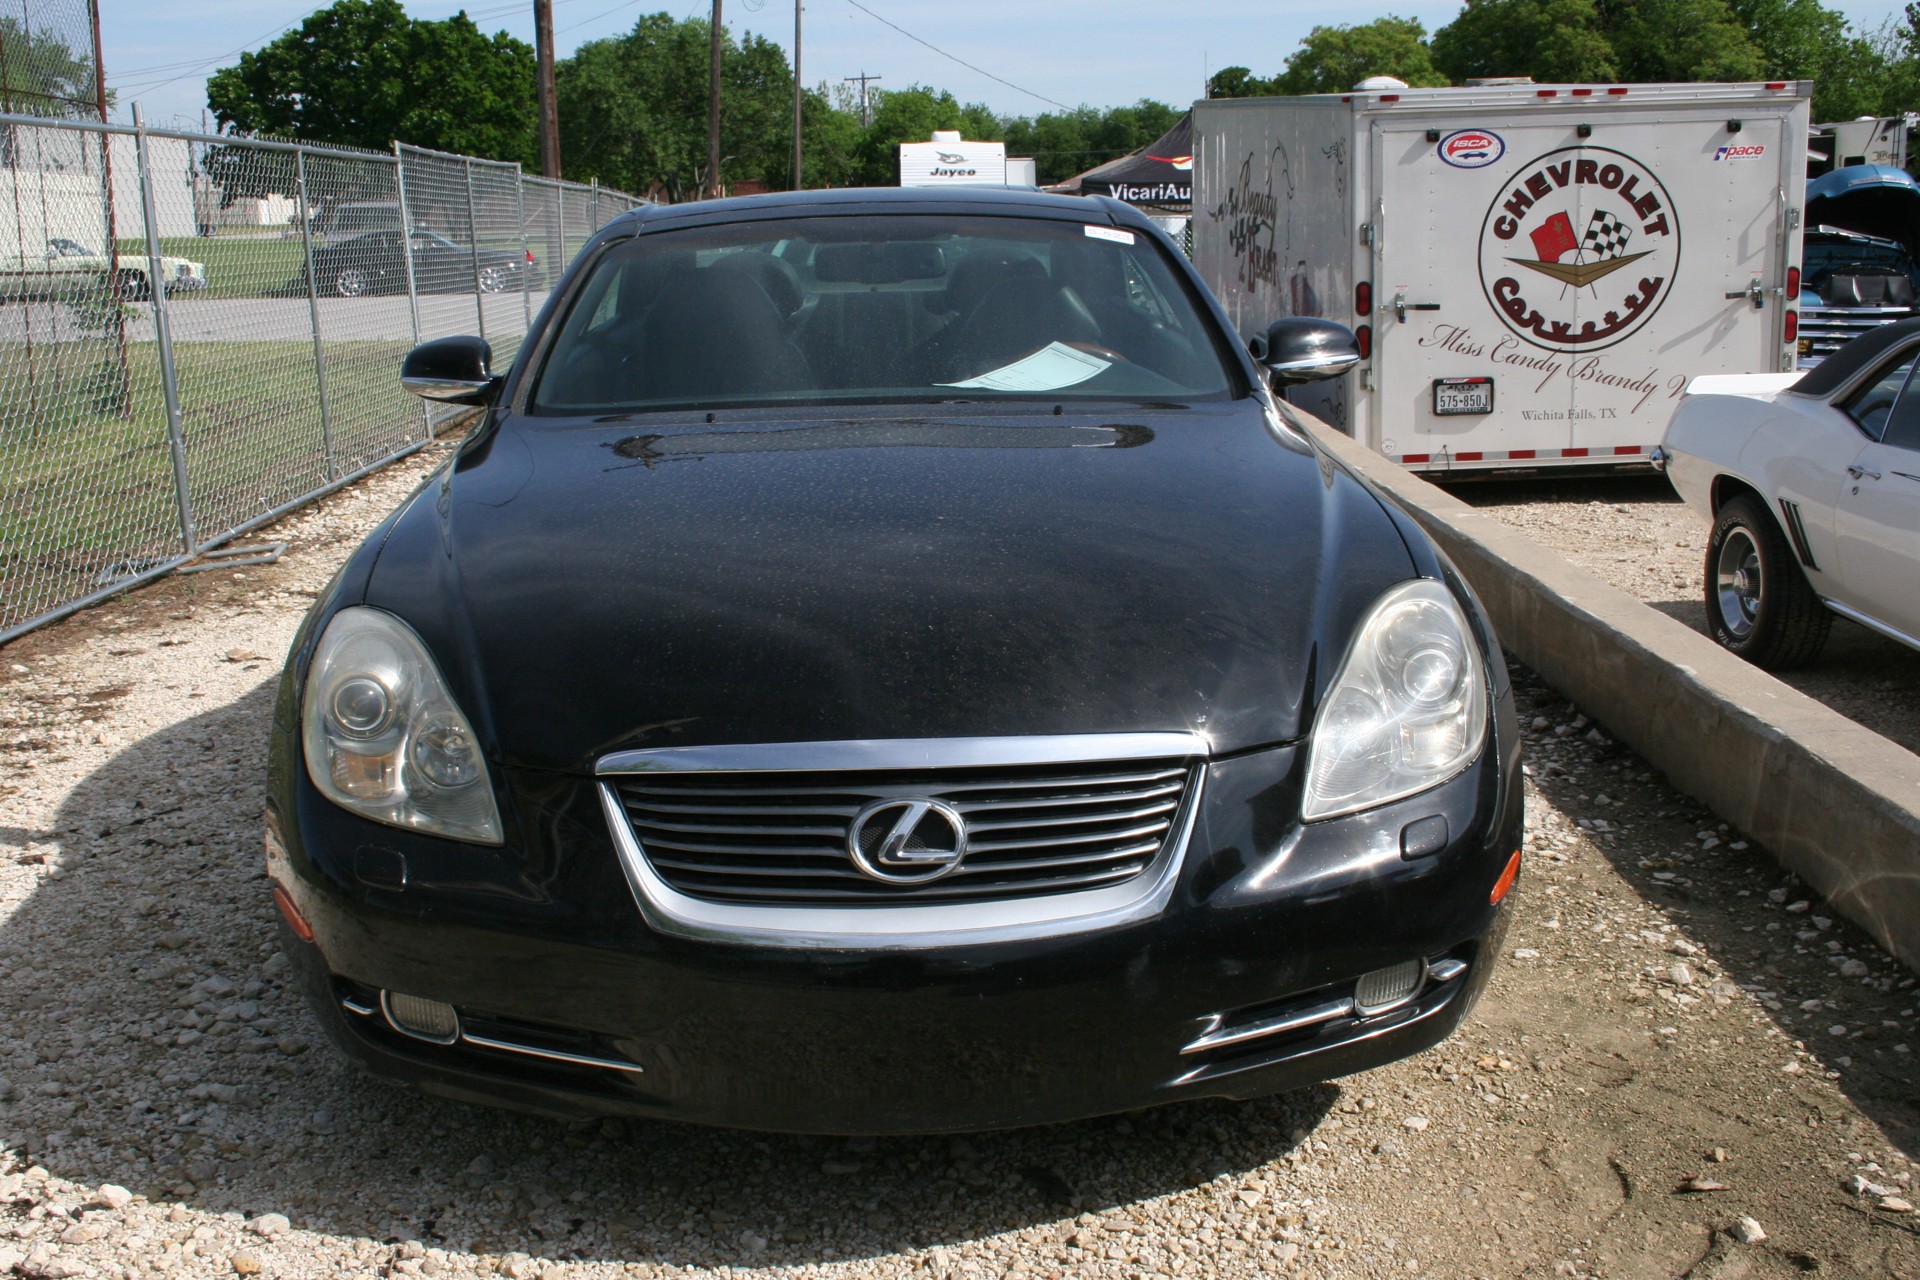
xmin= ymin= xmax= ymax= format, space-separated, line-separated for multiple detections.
xmin=1192 ymin=81 xmax=1811 ymax=472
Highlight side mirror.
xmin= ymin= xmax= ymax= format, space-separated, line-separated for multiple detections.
xmin=402 ymin=335 xmax=499 ymax=405
xmin=1252 ymin=317 xmax=1361 ymax=386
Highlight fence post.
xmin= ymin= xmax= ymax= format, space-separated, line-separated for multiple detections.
xmin=463 ymin=157 xmax=486 ymax=341
xmin=590 ymin=177 xmax=600 ymax=230
xmin=132 ymin=102 xmax=197 ymax=556
xmin=294 ymin=149 xmax=337 ymax=480
xmin=391 ymin=142 xmax=429 ymax=441
xmin=514 ymin=165 xmax=532 ymax=331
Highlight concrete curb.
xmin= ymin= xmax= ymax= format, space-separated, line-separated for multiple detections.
xmin=1306 ymin=420 xmax=1920 ymax=973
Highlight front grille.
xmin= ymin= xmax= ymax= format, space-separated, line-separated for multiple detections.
xmin=610 ymin=759 xmax=1197 ymax=905
xmin=1798 ymin=304 xmax=1915 ymax=366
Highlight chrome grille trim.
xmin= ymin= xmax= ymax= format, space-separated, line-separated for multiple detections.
xmin=595 ymin=732 xmax=1209 ymax=949
xmin=595 ymin=733 xmax=1208 ymax=775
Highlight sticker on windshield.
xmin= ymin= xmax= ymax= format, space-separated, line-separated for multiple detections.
xmin=937 ymin=341 xmax=1113 ymax=391
xmin=1084 ymin=225 xmax=1135 ymax=245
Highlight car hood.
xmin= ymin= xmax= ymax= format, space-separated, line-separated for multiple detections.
xmin=361 ymin=403 xmax=1415 ymax=773
xmin=1807 ymin=165 xmax=1920 ymax=262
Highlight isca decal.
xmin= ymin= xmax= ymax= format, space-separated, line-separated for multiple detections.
xmin=1439 ymin=129 xmax=1505 ymax=169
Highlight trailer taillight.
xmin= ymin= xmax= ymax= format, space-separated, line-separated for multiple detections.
xmin=1765 ymin=82 xmax=1787 ymax=90
xmin=1606 ymin=87 xmax=1629 ymax=96
xmin=1571 ymin=88 xmax=1592 ymax=97
xmin=1786 ymin=266 xmax=1800 ymax=297
xmin=1355 ymin=282 xmax=1372 ymax=316
xmin=1537 ymin=89 xmax=1557 ymax=98
xmin=1783 ymin=310 xmax=1798 ymax=344
xmin=1356 ymin=324 xmax=1372 ymax=359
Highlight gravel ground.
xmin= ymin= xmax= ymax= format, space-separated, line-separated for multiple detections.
xmin=0 ymin=448 xmax=1916 ymax=1280
xmin=1451 ymin=474 xmax=1920 ymax=758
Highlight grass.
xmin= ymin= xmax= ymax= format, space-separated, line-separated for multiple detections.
xmin=0 ymin=335 xmax=428 ymax=633
xmin=121 ymin=236 xmax=308 ymax=300
xmin=119 ymin=232 xmax=552 ymax=300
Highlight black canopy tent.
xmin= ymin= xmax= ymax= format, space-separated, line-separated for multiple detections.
xmin=1057 ymin=113 xmax=1192 ymax=208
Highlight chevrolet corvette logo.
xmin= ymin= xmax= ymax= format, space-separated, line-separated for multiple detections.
xmin=1477 ymin=147 xmax=1680 ymax=353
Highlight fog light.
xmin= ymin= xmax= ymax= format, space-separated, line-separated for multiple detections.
xmin=1354 ymin=960 xmax=1424 ymax=1015
xmin=382 ymin=991 xmax=460 ymax=1044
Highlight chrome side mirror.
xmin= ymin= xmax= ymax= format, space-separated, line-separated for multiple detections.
xmin=1252 ymin=317 xmax=1361 ymax=386
xmin=401 ymin=335 xmax=499 ymax=405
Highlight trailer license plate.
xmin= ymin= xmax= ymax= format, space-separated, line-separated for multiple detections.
xmin=1434 ymin=377 xmax=1493 ymax=416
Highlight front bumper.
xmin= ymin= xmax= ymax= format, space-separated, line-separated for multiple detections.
xmin=269 ymin=699 xmax=1522 ymax=1134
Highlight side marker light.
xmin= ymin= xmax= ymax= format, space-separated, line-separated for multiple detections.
xmin=271 ymin=884 xmax=315 ymax=942
xmin=1490 ymin=849 xmax=1522 ymax=905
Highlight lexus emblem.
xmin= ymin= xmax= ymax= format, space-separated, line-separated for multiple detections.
xmin=847 ymin=799 xmax=968 ymax=884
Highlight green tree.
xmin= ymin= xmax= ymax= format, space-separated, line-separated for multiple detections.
xmin=0 ymin=15 xmax=98 ymax=117
xmin=1432 ymin=0 xmax=1619 ymax=82
xmin=1275 ymin=17 xmax=1451 ymax=93
xmin=1603 ymin=0 xmax=1766 ymax=81
xmin=849 ymin=85 xmax=1000 ymax=187
xmin=206 ymin=0 xmax=535 ymax=164
xmin=557 ymin=13 xmax=795 ymax=199
xmin=1731 ymin=0 xmax=1887 ymax=119
xmin=1205 ymin=67 xmax=1280 ymax=98
xmin=1001 ymin=100 xmax=1182 ymax=186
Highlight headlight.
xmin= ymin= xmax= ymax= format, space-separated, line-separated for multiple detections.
xmin=1301 ymin=579 xmax=1488 ymax=821
xmin=301 ymin=607 xmax=503 ymax=844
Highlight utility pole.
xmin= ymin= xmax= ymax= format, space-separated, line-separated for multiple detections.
xmin=535 ymin=0 xmax=561 ymax=178
xmin=790 ymin=0 xmax=802 ymax=191
xmin=706 ymin=0 xmax=723 ymax=198
xmin=843 ymin=71 xmax=881 ymax=127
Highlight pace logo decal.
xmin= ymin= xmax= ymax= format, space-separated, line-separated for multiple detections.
xmin=1714 ymin=144 xmax=1767 ymax=161
xmin=1477 ymin=146 xmax=1679 ymax=353
xmin=1439 ymin=129 xmax=1504 ymax=169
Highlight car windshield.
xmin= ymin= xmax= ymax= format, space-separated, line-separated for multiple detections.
xmin=527 ymin=214 xmax=1238 ymax=413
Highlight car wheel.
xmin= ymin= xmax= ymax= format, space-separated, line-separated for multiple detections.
xmin=333 ymin=267 xmax=369 ymax=298
xmin=115 ymin=270 xmax=149 ymax=302
xmin=1704 ymin=493 xmax=1831 ymax=669
xmin=477 ymin=265 xmax=507 ymax=294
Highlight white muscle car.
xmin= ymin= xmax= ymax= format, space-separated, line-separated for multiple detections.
xmin=0 ymin=237 xmax=207 ymax=302
xmin=1656 ymin=317 xmax=1920 ymax=668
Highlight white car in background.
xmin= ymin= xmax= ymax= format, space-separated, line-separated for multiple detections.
xmin=0 ymin=237 xmax=207 ymax=302
xmin=1657 ymin=318 xmax=1920 ymax=669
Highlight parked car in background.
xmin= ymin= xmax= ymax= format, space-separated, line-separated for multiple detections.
xmin=1797 ymin=166 xmax=1920 ymax=367
xmin=307 ymin=229 xmax=533 ymax=297
xmin=312 ymin=200 xmax=403 ymax=242
xmin=265 ymin=187 xmax=1524 ymax=1134
xmin=0 ymin=237 xmax=207 ymax=301
xmin=1658 ymin=318 xmax=1920 ymax=668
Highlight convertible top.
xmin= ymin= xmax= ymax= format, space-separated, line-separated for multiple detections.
xmin=1789 ymin=315 xmax=1920 ymax=399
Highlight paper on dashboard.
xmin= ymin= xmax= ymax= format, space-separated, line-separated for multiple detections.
xmin=937 ymin=341 xmax=1112 ymax=391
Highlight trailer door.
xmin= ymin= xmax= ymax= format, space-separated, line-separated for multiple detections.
xmin=1370 ymin=117 xmax=1579 ymax=467
xmin=1561 ymin=111 xmax=1792 ymax=457
xmin=1371 ymin=106 xmax=1795 ymax=469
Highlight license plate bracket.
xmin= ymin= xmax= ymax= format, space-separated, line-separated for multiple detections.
xmin=1433 ymin=377 xmax=1494 ymax=416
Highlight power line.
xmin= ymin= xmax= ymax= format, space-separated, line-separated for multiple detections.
xmin=843 ymin=0 xmax=1070 ymax=112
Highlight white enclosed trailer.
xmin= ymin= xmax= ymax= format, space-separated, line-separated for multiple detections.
xmin=1193 ymin=81 xmax=1811 ymax=472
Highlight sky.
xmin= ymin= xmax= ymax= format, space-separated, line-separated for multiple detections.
xmin=102 ymin=0 xmax=1909 ymax=135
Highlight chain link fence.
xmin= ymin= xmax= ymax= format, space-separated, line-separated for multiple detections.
xmin=0 ymin=112 xmax=642 ymax=643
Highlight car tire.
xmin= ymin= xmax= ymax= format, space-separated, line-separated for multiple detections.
xmin=333 ymin=268 xmax=369 ymax=298
xmin=477 ymin=265 xmax=507 ymax=294
xmin=1705 ymin=493 xmax=1831 ymax=669
xmin=115 ymin=270 xmax=149 ymax=302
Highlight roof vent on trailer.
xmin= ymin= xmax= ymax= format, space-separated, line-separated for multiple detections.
xmin=1354 ymin=76 xmax=1409 ymax=91
xmin=1464 ymin=77 xmax=1535 ymax=87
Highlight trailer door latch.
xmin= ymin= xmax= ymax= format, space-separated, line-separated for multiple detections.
xmin=1724 ymin=278 xmax=1766 ymax=308
xmin=1390 ymin=290 xmax=1442 ymax=323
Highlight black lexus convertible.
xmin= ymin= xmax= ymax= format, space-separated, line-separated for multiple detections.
xmin=265 ymin=187 xmax=1523 ymax=1133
